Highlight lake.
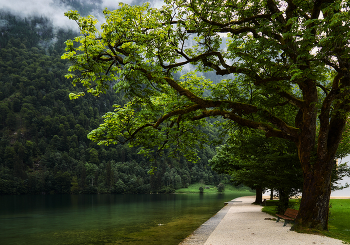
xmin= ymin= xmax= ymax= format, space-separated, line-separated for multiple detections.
xmin=0 ymin=192 xmax=252 ymax=245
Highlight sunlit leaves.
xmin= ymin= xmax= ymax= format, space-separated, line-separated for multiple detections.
xmin=62 ymin=0 xmax=350 ymax=166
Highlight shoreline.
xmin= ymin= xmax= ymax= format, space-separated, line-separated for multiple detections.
xmin=179 ymin=197 xmax=235 ymax=245
xmin=180 ymin=196 xmax=345 ymax=245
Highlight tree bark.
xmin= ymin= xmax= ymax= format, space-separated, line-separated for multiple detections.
xmin=254 ymin=186 xmax=263 ymax=204
xmin=294 ymin=99 xmax=347 ymax=230
xmin=270 ymin=188 xmax=274 ymax=200
xmin=294 ymin=160 xmax=334 ymax=230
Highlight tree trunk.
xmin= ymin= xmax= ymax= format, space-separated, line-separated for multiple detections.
xmin=294 ymin=160 xmax=334 ymax=230
xmin=292 ymin=82 xmax=346 ymax=231
xmin=277 ymin=188 xmax=290 ymax=214
xmin=294 ymin=106 xmax=346 ymax=230
xmin=270 ymin=188 xmax=274 ymax=200
xmin=254 ymin=186 xmax=262 ymax=204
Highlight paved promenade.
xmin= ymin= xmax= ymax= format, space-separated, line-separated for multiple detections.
xmin=180 ymin=196 xmax=344 ymax=245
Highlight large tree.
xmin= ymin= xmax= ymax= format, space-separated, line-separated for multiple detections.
xmin=62 ymin=0 xmax=350 ymax=230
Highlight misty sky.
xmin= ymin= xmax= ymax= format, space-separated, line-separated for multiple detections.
xmin=0 ymin=0 xmax=165 ymax=30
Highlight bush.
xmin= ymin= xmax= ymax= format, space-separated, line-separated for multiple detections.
xmin=199 ymin=186 xmax=204 ymax=193
xmin=158 ymin=186 xmax=175 ymax=193
xmin=217 ymin=183 xmax=225 ymax=192
xmin=114 ymin=179 xmax=126 ymax=194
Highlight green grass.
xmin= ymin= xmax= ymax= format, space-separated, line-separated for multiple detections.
xmin=261 ymin=199 xmax=300 ymax=215
xmin=327 ymin=199 xmax=350 ymax=243
xmin=175 ymin=183 xmax=253 ymax=194
xmin=262 ymin=199 xmax=350 ymax=244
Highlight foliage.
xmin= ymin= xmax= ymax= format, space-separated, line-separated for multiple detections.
xmin=0 ymin=10 xmax=230 ymax=195
xmin=175 ymin=182 xmax=252 ymax=194
xmin=62 ymin=0 xmax=350 ymax=230
xmin=210 ymin=127 xmax=304 ymax=211
xmin=210 ymin=129 xmax=303 ymax=191
xmin=217 ymin=183 xmax=225 ymax=192
xmin=326 ymin=199 xmax=350 ymax=243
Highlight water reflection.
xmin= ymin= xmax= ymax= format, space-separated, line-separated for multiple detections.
xmin=0 ymin=193 xmax=250 ymax=245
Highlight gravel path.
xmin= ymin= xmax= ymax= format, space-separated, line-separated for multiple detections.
xmin=180 ymin=196 xmax=344 ymax=245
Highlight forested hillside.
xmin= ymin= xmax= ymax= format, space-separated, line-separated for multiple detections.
xmin=0 ymin=11 xmax=229 ymax=195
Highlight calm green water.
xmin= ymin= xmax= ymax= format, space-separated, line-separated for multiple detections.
xmin=0 ymin=193 xmax=250 ymax=245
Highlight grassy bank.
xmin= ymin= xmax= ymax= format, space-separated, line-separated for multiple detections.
xmin=262 ymin=199 xmax=350 ymax=243
xmin=175 ymin=183 xmax=253 ymax=194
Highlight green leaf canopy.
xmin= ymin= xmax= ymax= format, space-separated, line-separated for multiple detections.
xmin=62 ymin=0 xmax=350 ymax=230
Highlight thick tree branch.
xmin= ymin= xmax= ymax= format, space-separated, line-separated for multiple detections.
xmin=266 ymin=0 xmax=285 ymax=24
xmin=118 ymin=123 xmax=154 ymax=143
xmin=311 ymin=0 xmax=325 ymax=20
xmin=199 ymin=14 xmax=271 ymax=28
xmin=191 ymin=109 xmax=298 ymax=142
xmin=143 ymin=73 xmax=299 ymax=140
xmin=316 ymin=84 xmax=329 ymax=96
xmin=286 ymin=1 xmax=297 ymax=21
xmin=186 ymin=26 xmax=259 ymax=37
xmin=201 ymin=55 xmax=256 ymax=77
xmin=323 ymin=59 xmax=341 ymax=72
xmin=153 ymin=104 xmax=202 ymax=128
xmin=278 ymin=91 xmax=304 ymax=108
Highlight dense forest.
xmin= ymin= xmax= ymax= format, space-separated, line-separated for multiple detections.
xmin=0 ymin=10 xmax=231 ymax=195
